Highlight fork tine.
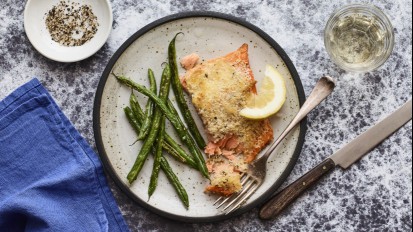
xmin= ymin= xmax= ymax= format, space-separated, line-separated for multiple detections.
xmin=217 ymin=174 xmax=250 ymax=209
xmin=216 ymin=193 xmax=234 ymax=209
xmin=213 ymin=196 xmax=224 ymax=206
xmin=223 ymin=178 xmax=256 ymax=211
xmin=225 ymin=184 xmax=260 ymax=214
xmin=214 ymin=173 xmax=248 ymax=207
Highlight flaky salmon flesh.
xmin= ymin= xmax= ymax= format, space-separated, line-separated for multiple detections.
xmin=180 ymin=44 xmax=274 ymax=196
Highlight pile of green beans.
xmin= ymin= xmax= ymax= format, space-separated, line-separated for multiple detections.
xmin=115 ymin=75 xmax=210 ymax=179
xmin=126 ymin=67 xmax=170 ymax=184
xmin=121 ymin=65 xmax=189 ymax=208
xmin=115 ymin=35 xmax=210 ymax=208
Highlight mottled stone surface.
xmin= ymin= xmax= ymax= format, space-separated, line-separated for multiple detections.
xmin=0 ymin=0 xmax=412 ymax=231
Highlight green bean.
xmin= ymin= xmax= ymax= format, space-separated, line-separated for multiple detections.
xmin=166 ymin=99 xmax=207 ymax=173
xmin=124 ymin=107 xmax=141 ymax=133
xmin=147 ymin=65 xmax=171 ymax=196
xmin=126 ymin=66 xmax=172 ymax=184
xmin=126 ymin=117 xmax=159 ymax=183
xmin=148 ymin=117 xmax=165 ymax=197
xmin=167 ymin=99 xmax=189 ymax=135
xmin=115 ymin=74 xmax=210 ymax=179
xmin=158 ymin=64 xmax=172 ymax=102
xmin=168 ymin=34 xmax=206 ymax=149
xmin=166 ymin=100 xmax=185 ymax=128
xmin=160 ymin=156 xmax=189 ymax=208
xmin=137 ymin=69 xmax=157 ymax=140
xmin=161 ymin=141 xmax=186 ymax=164
xmin=130 ymin=93 xmax=145 ymax=124
xmin=164 ymin=134 xmax=197 ymax=169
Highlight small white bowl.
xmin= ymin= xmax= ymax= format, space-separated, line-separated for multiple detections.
xmin=24 ymin=0 xmax=113 ymax=63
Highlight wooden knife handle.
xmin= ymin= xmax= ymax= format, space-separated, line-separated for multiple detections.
xmin=259 ymin=158 xmax=336 ymax=220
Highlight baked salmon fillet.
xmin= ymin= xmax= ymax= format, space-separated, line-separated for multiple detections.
xmin=181 ymin=44 xmax=274 ymax=196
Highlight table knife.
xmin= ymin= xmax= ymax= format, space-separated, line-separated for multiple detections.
xmin=259 ymin=99 xmax=412 ymax=220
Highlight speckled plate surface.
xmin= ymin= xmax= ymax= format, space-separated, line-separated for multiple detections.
xmin=93 ymin=12 xmax=306 ymax=222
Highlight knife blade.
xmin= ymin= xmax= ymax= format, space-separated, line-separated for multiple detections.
xmin=259 ymin=99 xmax=412 ymax=220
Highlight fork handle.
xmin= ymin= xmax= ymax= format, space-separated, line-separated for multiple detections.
xmin=259 ymin=158 xmax=336 ymax=220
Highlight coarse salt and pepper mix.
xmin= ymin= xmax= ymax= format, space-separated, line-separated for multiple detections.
xmin=45 ymin=0 xmax=99 ymax=47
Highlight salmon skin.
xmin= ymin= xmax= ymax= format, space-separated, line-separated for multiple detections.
xmin=181 ymin=44 xmax=274 ymax=196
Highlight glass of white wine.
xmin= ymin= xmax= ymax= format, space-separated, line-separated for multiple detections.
xmin=324 ymin=4 xmax=395 ymax=72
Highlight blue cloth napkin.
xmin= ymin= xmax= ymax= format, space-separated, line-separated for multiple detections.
xmin=0 ymin=79 xmax=130 ymax=232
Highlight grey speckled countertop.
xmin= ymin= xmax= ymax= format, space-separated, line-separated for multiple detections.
xmin=1 ymin=0 xmax=412 ymax=231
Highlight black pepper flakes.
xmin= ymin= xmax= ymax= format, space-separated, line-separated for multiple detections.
xmin=45 ymin=0 xmax=99 ymax=47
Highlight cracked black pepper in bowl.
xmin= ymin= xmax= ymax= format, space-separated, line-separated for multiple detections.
xmin=45 ymin=0 xmax=99 ymax=47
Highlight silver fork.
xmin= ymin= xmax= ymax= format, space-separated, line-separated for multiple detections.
xmin=214 ymin=76 xmax=336 ymax=214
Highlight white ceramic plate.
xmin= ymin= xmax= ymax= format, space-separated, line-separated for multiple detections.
xmin=93 ymin=12 xmax=306 ymax=222
xmin=24 ymin=0 xmax=113 ymax=63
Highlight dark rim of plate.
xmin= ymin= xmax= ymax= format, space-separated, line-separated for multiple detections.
xmin=93 ymin=11 xmax=307 ymax=223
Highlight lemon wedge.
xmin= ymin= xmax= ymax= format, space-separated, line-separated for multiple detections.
xmin=240 ymin=65 xmax=287 ymax=119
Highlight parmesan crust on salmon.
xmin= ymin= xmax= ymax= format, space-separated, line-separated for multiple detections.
xmin=180 ymin=44 xmax=274 ymax=196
